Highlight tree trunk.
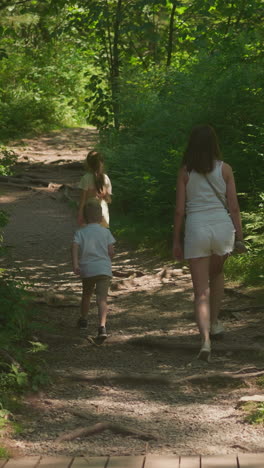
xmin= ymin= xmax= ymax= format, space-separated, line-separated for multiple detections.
xmin=166 ymin=1 xmax=177 ymax=67
xmin=111 ymin=0 xmax=122 ymax=130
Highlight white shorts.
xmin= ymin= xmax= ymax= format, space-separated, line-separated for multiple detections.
xmin=184 ymin=214 xmax=235 ymax=259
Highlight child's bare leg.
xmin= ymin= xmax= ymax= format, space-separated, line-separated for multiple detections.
xmin=81 ymin=278 xmax=94 ymax=320
xmin=81 ymin=293 xmax=92 ymax=319
xmin=96 ymin=277 xmax=111 ymax=328
xmin=96 ymin=297 xmax=108 ymax=327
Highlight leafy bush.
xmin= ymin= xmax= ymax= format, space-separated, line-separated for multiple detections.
xmin=225 ymin=196 xmax=264 ymax=285
xmin=0 ymin=147 xmax=18 ymax=175
xmin=0 ymin=447 xmax=9 ymax=458
xmin=100 ymin=46 xmax=263 ymax=283
xmin=0 ymin=276 xmax=49 ymax=392
xmin=242 ymin=402 xmax=264 ymax=425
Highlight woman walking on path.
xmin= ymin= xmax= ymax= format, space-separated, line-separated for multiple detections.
xmin=78 ymin=150 xmax=112 ymax=227
xmin=173 ymin=125 xmax=245 ymax=361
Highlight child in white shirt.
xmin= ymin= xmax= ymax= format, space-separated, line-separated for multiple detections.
xmin=72 ymin=200 xmax=115 ymax=338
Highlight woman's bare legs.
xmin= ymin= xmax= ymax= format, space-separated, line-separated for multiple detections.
xmin=189 ymin=257 xmax=211 ymax=346
xmin=209 ymin=254 xmax=228 ymax=326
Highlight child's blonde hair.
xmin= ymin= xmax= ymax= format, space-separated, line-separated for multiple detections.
xmin=83 ymin=200 xmax=102 ymax=224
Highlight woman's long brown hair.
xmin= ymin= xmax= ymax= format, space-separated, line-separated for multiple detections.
xmin=86 ymin=150 xmax=105 ymax=192
xmin=182 ymin=125 xmax=222 ymax=173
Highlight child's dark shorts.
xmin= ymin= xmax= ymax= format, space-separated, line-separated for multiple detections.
xmin=82 ymin=275 xmax=111 ymax=299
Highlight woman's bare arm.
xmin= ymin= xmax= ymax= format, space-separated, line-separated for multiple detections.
xmin=222 ymin=163 xmax=244 ymax=241
xmin=173 ymin=167 xmax=187 ymax=260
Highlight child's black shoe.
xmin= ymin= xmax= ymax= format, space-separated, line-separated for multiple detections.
xmin=77 ymin=318 xmax=88 ymax=330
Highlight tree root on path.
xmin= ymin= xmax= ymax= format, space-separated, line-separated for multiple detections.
xmin=222 ymin=305 xmax=264 ymax=313
xmin=112 ymin=269 xmax=145 ymax=278
xmin=55 ymin=421 xmax=158 ymax=443
xmin=66 ymin=368 xmax=264 ymax=388
xmin=224 ymin=287 xmax=252 ymax=298
xmin=182 ymin=368 xmax=264 ymax=385
xmin=0 ymin=175 xmax=49 ymax=186
xmin=129 ymin=336 xmax=264 ymax=353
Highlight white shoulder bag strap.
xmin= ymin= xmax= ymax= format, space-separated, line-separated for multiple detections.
xmin=204 ymin=175 xmax=228 ymax=212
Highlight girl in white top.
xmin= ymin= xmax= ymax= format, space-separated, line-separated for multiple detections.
xmin=78 ymin=150 xmax=112 ymax=228
xmin=173 ymin=125 xmax=244 ymax=361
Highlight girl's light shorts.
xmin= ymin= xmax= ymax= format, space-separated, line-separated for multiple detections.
xmin=184 ymin=220 xmax=235 ymax=259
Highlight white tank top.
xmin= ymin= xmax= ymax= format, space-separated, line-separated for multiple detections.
xmin=186 ymin=160 xmax=227 ymax=214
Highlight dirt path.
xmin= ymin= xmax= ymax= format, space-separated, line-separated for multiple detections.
xmin=1 ymin=127 xmax=264 ymax=458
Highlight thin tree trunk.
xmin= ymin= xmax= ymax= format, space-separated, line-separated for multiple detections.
xmin=235 ymin=0 xmax=246 ymax=27
xmin=166 ymin=1 xmax=177 ymax=67
xmin=104 ymin=0 xmax=114 ymax=74
xmin=224 ymin=2 xmax=234 ymax=35
xmin=111 ymin=0 xmax=122 ymax=130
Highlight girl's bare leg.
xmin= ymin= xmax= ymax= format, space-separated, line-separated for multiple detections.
xmin=189 ymin=257 xmax=211 ymax=345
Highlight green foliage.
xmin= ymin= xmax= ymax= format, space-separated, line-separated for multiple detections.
xmin=0 ymin=146 xmax=14 ymax=254
xmin=0 ymin=374 xmax=23 ymax=437
xmin=0 ymin=277 xmax=35 ymax=343
xmin=0 ymin=3 xmax=89 ymax=139
xmin=7 ymin=364 xmax=28 ymax=388
xmin=0 ymin=373 xmax=19 ymax=393
xmin=0 ymin=211 xmax=8 ymax=228
xmin=256 ymin=376 xmax=264 ymax=388
xmin=0 ymin=210 xmax=9 ymax=258
xmin=0 ymin=146 xmax=18 ymax=175
xmin=0 ymin=397 xmax=23 ymax=440
xmin=24 ymin=361 xmax=51 ymax=392
xmin=84 ymin=73 xmax=113 ymax=128
xmin=0 ymin=276 xmax=50 ymax=392
xmin=102 ymin=50 xmax=263 ymax=229
xmin=0 ymin=447 xmax=9 ymax=458
xmin=242 ymin=402 xmax=264 ymax=425
xmin=225 ymin=196 xmax=264 ymax=285
xmin=99 ymin=21 xmax=263 ymax=286
xmin=0 ymin=403 xmax=10 ymax=423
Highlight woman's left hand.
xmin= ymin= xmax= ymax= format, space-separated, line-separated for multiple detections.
xmin=173 ymin=240 xmax=184 ymax=261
